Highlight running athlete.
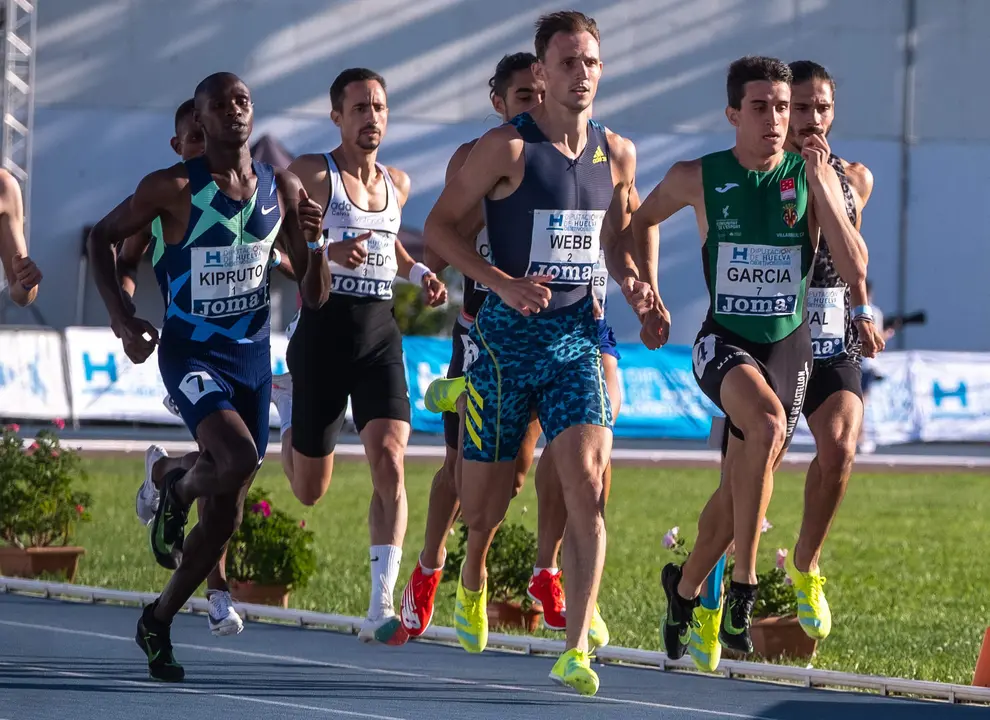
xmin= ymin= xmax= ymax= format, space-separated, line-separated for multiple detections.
xmin=87 ymin=72 xmax=328 ymax=682
xmin=782 ymin=60 xmax=884 ymax=638
xmin=0 ymin=169 xmax=42 ymax=306
xmin=630 ymin=56 xmax=868 ymax=667
xmin=282 ymin=67 xmax=447 ymax=646
xmin=423 ymin=11 xmax=647 ymax=695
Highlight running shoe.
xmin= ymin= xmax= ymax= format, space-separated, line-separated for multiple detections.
xmin=162 ymin=394 xmax=182 ymax=418
xmin=424 ymin=376 xmax=465 ymax=414
xmin=719 ymin=581 xmax=757 ymax=654
xmin=527 ymin=569 xmax=566 ymax=630
xmin=358 ymin=607 xmax=409 ymax=646
xmin=206 ymin=589 xmax=244 ymax=637
xmin=400 ymin=562 xmax=442 ymax=637
xmin=149 ymin=468 xmax=190 ymax=570
xmin=136 ymin=445 xmax=166 ymax=526
xmin=589 ymin=603 xmax=610 ymax=651
xmin=688 ymin=603 xmax=723 ymax=672
xmin=660 ymin=562 xmax=698 ymax=660
xmin=454 ymin=564 xmax=488 ymax=653
xmin=271 ymin=372 xmax=292 ymax=408
xmin=135 ymin=602 xmax=184 ymax=682
xmin=785 ymin=552 xmax=832 ymax=640
xmin=549 ymin=648 xmax=599 ymax=696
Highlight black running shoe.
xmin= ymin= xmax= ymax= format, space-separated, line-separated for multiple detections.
xmin=135 ymin=602 xmax=184 ymax=682
xmin=719 ymin=581 xmax=758 ymax=653
xmin=660 ymin=563 xmax=699 ymax=660
xmin=148 ymin=468 xmax=189 ymax=570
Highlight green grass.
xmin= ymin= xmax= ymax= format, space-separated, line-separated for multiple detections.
xmin=67 ymin=457 xmax=987 ymax=685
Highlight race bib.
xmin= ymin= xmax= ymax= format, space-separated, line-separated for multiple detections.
xmin=326 ymin=228 xmax=398 ymax=299
xmin=527 ymin=209 xmax=604 ymax=284
xmin=475 ymin=227 xmax=492 ymax=293
xmin=715 ymin=243 xmax=801 ymax=317
xmin=591 ymin=247 xmax=608 ymax=306
xmin=807 ymin=287 xmax=846 ymax=359
xmin=190 ymin=244 xmax=270 ymax=318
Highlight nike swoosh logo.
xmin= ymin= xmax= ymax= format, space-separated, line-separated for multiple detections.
xmin=261 ymin=205 xmax=276 ymax=215
xmin=715 ymin=183 xmax=739 ymax=193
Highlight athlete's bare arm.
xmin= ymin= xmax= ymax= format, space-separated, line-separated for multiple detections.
xmin=387 ymin=166 xmax=446 ymax=307
xmin=88 ymin=165 xmax=188 ymax=361
xmin=273 ymin=167 xmax=329 ymax=310
xmin=843 ymin=160 xmax=883 ymax=356
xmin=602 ymin=130 xmax=653 ymax=315
xmin=116 ymin=229 xmax=152 ymax=301
xmin=0 ymin=170 xmax=41 ymax=307
xmin=423 ymin=140 xmax=484 ymax=275
xmin=425 ymin=125 xmax=550 ymax=315
xmin=271 ymin=235 xmax=297 ymax=281
xmin=803 ymin=135 xmax=867 ymax=287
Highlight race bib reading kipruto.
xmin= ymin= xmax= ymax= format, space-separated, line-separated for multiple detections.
xmin=190 ymin=244 xmax=270 ymax=318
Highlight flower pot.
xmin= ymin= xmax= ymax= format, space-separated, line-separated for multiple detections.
xmin=229 ymin=579 xmax=290 ymax=608
xmin=750 ymin=614 xmax=817 ymax=661
xmin=0 ymin=545 xmax=85 ymax=582
xmin=487 ymin=600 xmax=542 ymax=633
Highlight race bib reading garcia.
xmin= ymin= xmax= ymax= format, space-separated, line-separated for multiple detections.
xmin=527 ymin=209 xmax=604 ymax=284
xmin=715 ymin=243 xmax=801 ymax=316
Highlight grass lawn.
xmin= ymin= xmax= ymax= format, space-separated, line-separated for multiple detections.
xmin=67 ymin=456 xmax=987 ymax=685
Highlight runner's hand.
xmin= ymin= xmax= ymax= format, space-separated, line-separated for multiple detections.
xmin=297 ymin=188 xmax=324 ymax=248
xmin=421 ymin=272 xmax=447 ymax=307
xmin=112 ymin=314 xmax=159 ymax=364
xmin=639 ymin=305 xmax=671 ymax=350
xmin=621 ymin=277 xmax=654 ymax=317
xmin=326 ymin=231 xmax=370 ymax=269
xmin=496 ymin=275 xmax=552 ymax=316
xmin=802 ymin=132 xmax=831 ymax=178
xmin=12 ymin=253 xmax=41 ymax=290
xmin=856 ymin=318 xmax=885 ymax=358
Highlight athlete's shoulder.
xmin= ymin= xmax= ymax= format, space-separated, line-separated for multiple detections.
xmin=137 ymin=162 xmax=189 ymax=197
xmin=841 ymin=159 xmax=874 ymax=203
xmin=668 ymin=157 xmax=703 ymax=181
xmin=603 ymin=127 xmax=635 ymax=161
xmin=0 ymin=168 xmax=23 ymax=214
xmin=273 ymin=165 xmax=306 ymax=195
xmin=384 ymin=165 xmax=411 ymax=202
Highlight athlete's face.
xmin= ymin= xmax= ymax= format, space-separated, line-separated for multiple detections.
xmin=536 ymin=31 xmax=602 ymax=112
xmin=196 ymin=80 xmax=253 ymax=146
xmin=728 ymin=80 xmax=790 ymax=156
xmin=334 ymin=80 xmax=388 ymax=151
xmin=493 ymin=69 xmax=545 ymax=121
xmin=171 ymin=116 xmax=205 ymax=161
xmin=787 ymin=79 xmax=834 ymax=149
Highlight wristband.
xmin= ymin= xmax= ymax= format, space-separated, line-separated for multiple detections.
xmin=307 ymin=238 xmax=325 ymax=252
xmin=270 ymin=248 xmax=282 ymax=268
xmin=852 ymin=304 xmax=874 ymax=322
xmin=409 ymin=262 xmax=431 ymax=286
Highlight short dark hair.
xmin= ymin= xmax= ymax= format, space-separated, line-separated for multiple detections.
xmin=489 ymin=52 xmax=538 ymax=100
xmin=330 ymin=68 xmax=387 ymax=113
xmin=726 ymin=56 xmax=792 ymax=110
xmin=789 ymin=60 xmax=836 ymax=97
xmin=534 ymin=11 xmax=599 ymax=61
xmin=174 ymin=99 xmax=195 ymax=133
xmin=193 ymin=72 xmax=244 ymax=107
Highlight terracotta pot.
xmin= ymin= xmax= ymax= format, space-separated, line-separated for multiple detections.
xmin=229 ymin=579 xmax=290 ymax=608
xmin=487 ymin=600 xmax=543 ymax=633
xmin=0 ymin=545 xmax=85 ymax=582
xmin=750 ymin=614 xmax=818 ymax=661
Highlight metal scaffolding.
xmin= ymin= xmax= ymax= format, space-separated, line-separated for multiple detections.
xmin=0 ymin=0 xmax=36 ymax=247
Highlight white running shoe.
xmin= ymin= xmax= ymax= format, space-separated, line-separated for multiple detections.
xmin=271 ymin=372 xmax=293 ymax=406
xmin=207 ymin=589 xmax=244 ymax=637
xmin=162 ymin=394 xmax=182 ymax=418
xmin=136 ymin=445 xmax=166 ymax=526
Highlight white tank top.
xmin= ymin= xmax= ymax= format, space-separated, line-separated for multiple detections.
xmin=322 ymin=153 xmax=402 ymax=300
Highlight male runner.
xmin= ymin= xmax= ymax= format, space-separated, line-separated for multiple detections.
xmin=422 ymin=11 xmax=648 ymax=695
xmin=87 ymin=72 xmax=327 ymax=681
xmin=281 ymin=67 xmax=446 ymax=646
xmin=630 ymin=56 xmax=868 ymax=667
xmin=0 ymin=169 xmax=42 ymax=306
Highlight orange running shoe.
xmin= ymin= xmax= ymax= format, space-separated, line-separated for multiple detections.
xmin=399 ymin=562 xmax=442 ymax=637
xmin=528 ymin=569 xmax=566 ymax=631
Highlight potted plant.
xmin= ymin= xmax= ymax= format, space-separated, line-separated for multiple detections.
xmin=445 ymin=516 xmax=543 ymax=632
xmin=662 ymin=520 xmax=817 ymax=661
xmin=225 ymin=489 xmax=317 ymax=608
xmin=0 ymin=421 xmax=92 ymax=582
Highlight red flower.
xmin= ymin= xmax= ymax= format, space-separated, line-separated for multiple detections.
xmin=52 ymin=418 xmax=65 ymax=430
xmin=299 ymin=520 xmax=306 ymax=528
xmin=251 ymin=500 xmax=272 ymax=518
xmin=5 ymin=423 xmax=19 ymax=432
xmin=75 ymin=505 xmax=84 ymax=515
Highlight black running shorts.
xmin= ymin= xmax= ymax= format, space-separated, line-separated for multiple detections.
xmin=442 ymin=318 xmax=475 ymax=449
xmin=802 ymin=355 xmax=863 ymax=420
xmin=287 ymin=304 xmax=411 ymax=458
xmin=692 ymin=320 xmax=812 ymax=448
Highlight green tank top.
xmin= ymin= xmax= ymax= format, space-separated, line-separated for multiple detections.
xmin=701 ymin=149 xmax=814 ymax=344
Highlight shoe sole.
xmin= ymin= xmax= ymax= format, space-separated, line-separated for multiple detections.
xmin=136 ymin=446 xmax=165 ymax=525
xmin=549 ymin=671 xmax=599 ymax=696
xmin=358 ymin=618 xmax=409 ymax=646
xmin=210 ymin=619 xmax=245 ymax=637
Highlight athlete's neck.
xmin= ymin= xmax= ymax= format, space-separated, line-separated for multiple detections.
xmin=532 ymin=102 xmax=591 ymax=158
xmin=783 ymin=139 xmax=801 ymax=154
xmin=732 ymin=146 xmax=785 ymax=173
xmin=335 ymin=143 xmax=380 ymax=186
xmin=204 ymin=142 xmax=254 ymax=179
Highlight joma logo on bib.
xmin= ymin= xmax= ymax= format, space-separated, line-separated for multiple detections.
xmin=326 ymin=227 xmax=398 ymax=299
xmin=191 ymin=245 xmax=269 ymax=318
xmin=715 ymin=243 xmax=801 ymax=317
xmin=527 ymin=209 xmax=604 ymax=284
xmin=807 ymin=286 xmax=846 ymax=359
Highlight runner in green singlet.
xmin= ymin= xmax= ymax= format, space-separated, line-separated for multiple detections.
xmin=629 ymin=56 xmax=868 ymax=669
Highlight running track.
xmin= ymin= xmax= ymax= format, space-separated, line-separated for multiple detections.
xmin=1 ymin=593 xmax=986 ymax=720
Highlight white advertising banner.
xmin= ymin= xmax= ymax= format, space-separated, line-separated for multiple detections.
xmin=909 ymin=351 xmax=990 ymax=442
xmin=0 ymin=329 xmax=71 ymax=420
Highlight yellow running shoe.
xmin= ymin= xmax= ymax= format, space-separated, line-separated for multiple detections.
xmin=785 ymin=552 xmax=831 ymax=640
xmin=424 ymin=376 xmax=465 ymax=414
xmin=588 ymin=603 xmax=610 ymax=651
xmin=454 ymin=566 xmax=488 ymax=653
xmin=688 ymin=603 xmax=723 ymax=672
xmin=549 ymin=648 xmax=599 ymax=696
